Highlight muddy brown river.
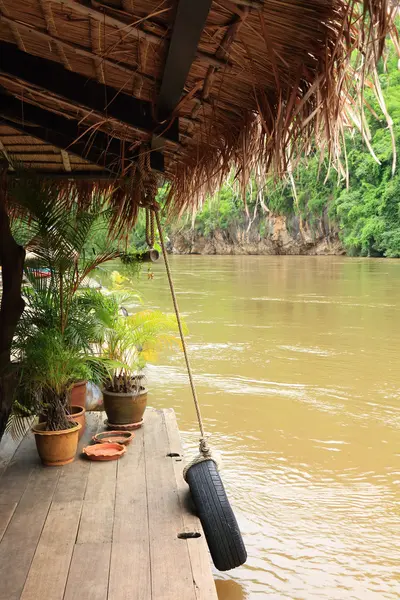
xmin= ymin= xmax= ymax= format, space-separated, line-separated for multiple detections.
xmin=132 ymin=255 xmax=400 ymax=600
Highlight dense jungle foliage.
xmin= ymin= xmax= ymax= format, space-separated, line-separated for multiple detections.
xmin=150 ymin=44 xmax=400 ymax=258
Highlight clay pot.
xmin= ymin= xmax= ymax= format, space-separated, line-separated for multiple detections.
xmin=93 ymin=430 xmax=134 ymax=445
xmin=39 ymin=405 xmax=86 ymax=438
xmin=68 ymin=405 xmax=86 ymax=439
xmin=32 ymin=421 xmax=82 ymax=466
xmin=69 ymin=380 xmax=87 ymax=409
xmin=102 ymin=388 xmax=148 ymax=425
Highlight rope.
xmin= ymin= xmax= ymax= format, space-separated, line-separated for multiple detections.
xmin=145 ymin=207 xmax=155 ymax=248
xmin=182 ymin=439 xmax=219 ymax=481
xmin=154 ymin=210 xmax=205 ymax=439
xmin=133 ymin=146 xmax=215 ymax=472
xmin=154 ymin=209 xmax=217 ymax=478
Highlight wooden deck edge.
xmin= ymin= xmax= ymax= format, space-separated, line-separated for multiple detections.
xmin=164 ymin=409 xmax=218 ymax=600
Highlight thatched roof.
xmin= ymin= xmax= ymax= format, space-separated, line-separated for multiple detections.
xmin=0 ymin=0 xmax=397 ymax=215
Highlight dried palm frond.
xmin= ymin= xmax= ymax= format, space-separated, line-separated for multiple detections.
xmin=167 ymin=0 xmax=399 ymax=213
xmin=0 ymin=0 xmax=397 ymax=225
xmin=4 ymin=163 xmax=148 ymax=236
xmin=5 ymin=413 xmax=34 ymax=441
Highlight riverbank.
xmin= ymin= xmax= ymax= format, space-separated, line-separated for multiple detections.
xmin=167 ymin=214 xmax=344 ymax=255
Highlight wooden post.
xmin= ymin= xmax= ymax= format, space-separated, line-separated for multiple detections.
xmin=0 ymin=172 xmax=25 ymax=441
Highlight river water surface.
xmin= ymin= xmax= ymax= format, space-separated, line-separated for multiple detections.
xmin=133 ymin=256 xmax=399 ymax=600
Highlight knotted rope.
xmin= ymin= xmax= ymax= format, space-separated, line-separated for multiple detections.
xmin=145 ymin=207 xmax=155 ymax=248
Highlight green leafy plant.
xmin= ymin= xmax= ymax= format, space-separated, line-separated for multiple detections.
xmin=93 ymin=293 xmax=183 ymax=394
xmin=5 ymin=400 xmax=35 ymax=441
xmin=15 ymin=329 xmax=93 ymax=431
xmin=7 ymin=178 xmax=143 ymax=432
xmin=11 ymin=177 xmax=143 ymax=357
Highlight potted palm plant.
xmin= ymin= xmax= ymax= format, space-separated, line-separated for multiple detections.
xmin=18 ymin=272 xmax=109 ymax=433
xmin=97 ymin=295 xmax=182 ymax=426
xmin=9 ymin=179 xmax=139 ymax=412
xmin=16 ymin=329 xmax=93 ymax=465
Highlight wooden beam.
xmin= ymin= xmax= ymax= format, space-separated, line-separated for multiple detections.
xmin=157 ymin=0 xmax=213 ymax=118
xmin=89 ymin=17 xmax=105 ymax=84
xmin=189 ymin=10 xmax=249 ymax=122
xmin=226 ymin=0 xmax=263 ymax=7
xmin=46 ymin=0 xmax=228 ymax=68
xmin=38 ymin=0 xmax=72 ymax=70
xmin=5 ymin=170 xmax=114 ymax=180
xmin=0 ymin=95 xmax=165 ymax=173
xmin=60 ymin=150 xmax=71 ymax=172
xmin=7 ymin=21 xmax=26 ymax=52
xmin=0 ymin=41 xmax=179 ymax=143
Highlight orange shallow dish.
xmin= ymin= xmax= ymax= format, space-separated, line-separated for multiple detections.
xmin=93 ymin=431 xmax=134 ymax=446
xmin=82 ymin=442 xmax=126 ymax=461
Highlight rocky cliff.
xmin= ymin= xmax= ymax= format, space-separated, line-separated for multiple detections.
xmin=168 ymin=213 xmax=344 ymax=255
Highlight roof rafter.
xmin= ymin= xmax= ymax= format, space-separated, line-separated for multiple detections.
xmin=0 ymin=41 xmax=179 ymax=143
xmin=38 ymin=0 xmax=72 ymax=71
xmin=5 ymin=170 xmax=113 ymax=180
xmin=157 ymin=0 xmax=213 ymax=119
xmin=89 ymin=17 xmax=105 ymax=84
xmin=191 ymin=8 xmax=249 ymax=123
xmin=0 ymin=93 xmax=164 ymax=173
xmin=60 ymin=150 xmax=71 ymax=172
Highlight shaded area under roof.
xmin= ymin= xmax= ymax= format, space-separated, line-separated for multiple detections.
xmin=0 ymin=0 xmax=396 ymax=212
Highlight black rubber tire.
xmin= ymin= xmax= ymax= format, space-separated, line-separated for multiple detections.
xmin=186 ymin=460 xmax=247 ymax=571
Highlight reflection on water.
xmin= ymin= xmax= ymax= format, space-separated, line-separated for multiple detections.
xmin=132 ymin=256 xmax=400 ymax=600
xmin=215 ymin=578 xmax=248 ymax=599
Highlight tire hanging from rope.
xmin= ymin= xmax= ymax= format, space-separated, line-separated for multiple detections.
xmin=145 ymin=201 xmax=247 ymax=571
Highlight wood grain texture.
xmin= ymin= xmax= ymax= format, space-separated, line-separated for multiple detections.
xmin=0 ymin=502 xmax=17 ymax=542
xmin=145 ymin=409 xmax=197 ymax=600
xmin=76 ymin=416 xmax=117 ymax=544
xmin=0 ymin=432 xmax=24 ymax=479
xmin=19 ymin=415 xmax=104 ymax=599
xmin=0 ymin=410 xmax=217 ymax=599
xmin=20 ymin=501 xmax=82 ymax=600
xmin=0 ymin=433 xmax=38 ymax=504
xmin=108 ymin=425 xmax=151 ymax=600
xmin=52 ymin=412 xmax=102 ymax=504
xmin=164 ymin=409 xmax=218 ymax=600
xmin=64 ymin=543 xmax=111 ymax=600
xmin=0 ymin=462 xmax=60 ymax=600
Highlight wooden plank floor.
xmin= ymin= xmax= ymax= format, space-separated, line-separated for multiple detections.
xmin=0 ymin=408 xmax=218 ymax=600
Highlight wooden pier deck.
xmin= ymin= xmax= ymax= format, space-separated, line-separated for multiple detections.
xmin=0 ymin=408 xmax=218 ymax=600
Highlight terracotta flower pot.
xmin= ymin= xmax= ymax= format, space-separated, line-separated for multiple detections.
xmin=102 ymin=388 xmax=148 ymax=425
xmin=68 ymin=405 xmax=86 ymax=439
xmin=32 ymin=421 xmax=81 ymax=466
xmin=69 ymin=380 xmax=87 ymax=409
xmin=39 ymin=405 xmax=86 ymax=438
